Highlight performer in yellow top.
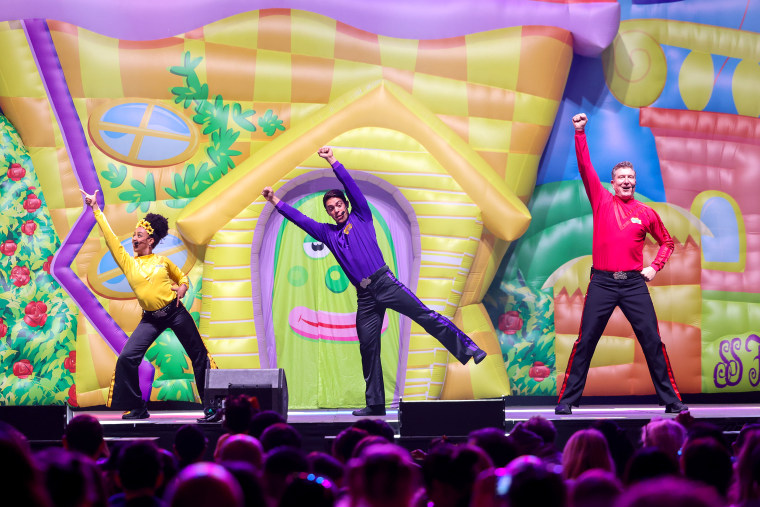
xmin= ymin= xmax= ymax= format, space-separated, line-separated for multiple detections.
xmin=81 ymin=189 xmax=211 ymax=420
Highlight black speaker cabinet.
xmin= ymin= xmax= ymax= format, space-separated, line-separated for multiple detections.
xmin=204 ymin=368 xmax=288 ymax=420
xmin=399 ymin=398 xmax=506 ymax=437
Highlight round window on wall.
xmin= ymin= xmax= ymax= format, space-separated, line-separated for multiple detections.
xmin=88 ymin=99 xmax=199 ymax=167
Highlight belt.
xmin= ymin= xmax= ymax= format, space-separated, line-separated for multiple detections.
xmin=591 ymin=268 xmax=641 ymax=280
xmin=359 ymin=265 xmax=390 ymax=289
xmin=143 ymin=298 xmax=179 ymax=318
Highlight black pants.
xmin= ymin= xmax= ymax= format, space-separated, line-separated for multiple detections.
xmin=110 ymin=301 xmax=208 ymax=410
xmin=356 ymin=269 xmax=482 ymax=407
xmin=557 ymin=270 xmax=681 ymax=407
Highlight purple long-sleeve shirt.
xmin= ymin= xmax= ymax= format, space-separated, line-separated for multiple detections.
xmin=274 ymin=161 xmax=386 ymax=287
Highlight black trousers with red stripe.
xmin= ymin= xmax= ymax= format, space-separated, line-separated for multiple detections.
xmin=557 ymin=270 xmax=681 ymax=407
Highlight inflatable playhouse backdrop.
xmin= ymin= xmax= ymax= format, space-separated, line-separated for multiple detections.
xmin=0 ymin=0 xmax=757 ymax=409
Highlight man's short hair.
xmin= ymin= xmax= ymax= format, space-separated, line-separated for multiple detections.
xmin=323 ymin=189 xmax=349 ymax=209
xmin=64 ymin=414 xmax=104 ymax=457
xmin=174 ymin=424 xmax=208 ymax=464
xmin=118 ymin=441 xmax=161 ymax=491
xmin=611 ymin=161 xmax=635 ymax=179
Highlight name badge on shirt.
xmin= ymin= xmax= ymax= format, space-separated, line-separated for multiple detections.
xmin=343 ymin=223 xmax=353 ymax=235
xmin=631 ymin=217 xmax=641 ymax=224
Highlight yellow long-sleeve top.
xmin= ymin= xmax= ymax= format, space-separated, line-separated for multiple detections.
xmin=93 ymin=209 xmax=188 ymax=311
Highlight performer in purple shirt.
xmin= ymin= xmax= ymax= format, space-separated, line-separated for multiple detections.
xmin=262 ymin=147 xmax=487 ymax=416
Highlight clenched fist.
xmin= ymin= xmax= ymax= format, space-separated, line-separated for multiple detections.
xmin=572 ymin=113 xmax=587 ymax=131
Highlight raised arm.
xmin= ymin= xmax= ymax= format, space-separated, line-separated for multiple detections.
xmin=80 ymin=188 xmax=132 ymax=272
xmin=573 ymin=114 xmax=605 ymax=207
xmin=318 ymin=147 xmax=371 ymax=219
xmin=262 ymin=186 xmax=327 ymax=242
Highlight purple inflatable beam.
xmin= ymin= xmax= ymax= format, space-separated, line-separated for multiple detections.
xmin=5 ymin=0 xmax=619 ymax=57
xmin=22 ymin=19 xmax=155 ymax=402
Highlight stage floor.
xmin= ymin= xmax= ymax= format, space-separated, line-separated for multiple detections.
xmin=76 ymin=403 xmax=760 ymax=453
xmin=79 ymin=403 xmax=760 ymax=425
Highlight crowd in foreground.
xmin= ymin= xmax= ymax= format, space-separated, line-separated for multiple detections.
xmin=2 ymin=395 xmax=759 ymax=507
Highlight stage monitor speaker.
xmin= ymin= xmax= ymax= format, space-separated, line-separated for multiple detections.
xmin=399 ymin=398 xmax=505 ymax=437
xmin=204 ymin=368 xmax=288 ymax=420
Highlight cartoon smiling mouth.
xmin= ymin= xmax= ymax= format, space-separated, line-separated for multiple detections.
xmin=288 ymin=306 xmax=389 ymax=341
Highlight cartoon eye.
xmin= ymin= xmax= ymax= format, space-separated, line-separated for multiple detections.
xmin=325 ymin=265 xmax=349 ymax=294
xmin=303 ymin=236 xmax=330 ymax=259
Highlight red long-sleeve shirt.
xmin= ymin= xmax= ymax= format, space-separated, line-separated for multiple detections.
xmin=576 ymin=131 xmax=674 ymax=272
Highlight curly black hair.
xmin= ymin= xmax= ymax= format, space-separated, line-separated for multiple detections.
xmin=322 ymin=189 xmax=350 ymax=210
xmin=143 ymin=213 xmax=169 ymax=245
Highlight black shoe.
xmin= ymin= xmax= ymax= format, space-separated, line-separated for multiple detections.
xmin=473 ymin=349 xmax=487 ymax=365
xmin=554 ymin=403 xmax=572 ymax=415
xmin=197 ymin=408 xmax=222 ymax=423
xmin=352 ymin=405 xmax=386 ymax=417
xmin=665 ymin=401 xmax=689 ymax=413
xmin=122 ymin=406 xmax=149 ymax=420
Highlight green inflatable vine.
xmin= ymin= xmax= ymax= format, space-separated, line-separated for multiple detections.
xmin=99 ymin=51 xmax=287 ymax=209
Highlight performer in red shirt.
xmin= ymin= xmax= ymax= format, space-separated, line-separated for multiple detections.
xmin=555 ymin=113 xmax=688 ymax=415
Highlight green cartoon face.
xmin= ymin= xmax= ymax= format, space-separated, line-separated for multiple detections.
xmin=272 ymin=192 xmax=400 ymax=408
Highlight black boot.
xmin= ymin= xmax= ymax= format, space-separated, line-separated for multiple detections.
xmin=352 ymin=405 xmax=386 ymax=417
xmin=197 ymin=405 xmax=222 ymax=423
xmin=122 ymin=402 xmax=149 ymax=420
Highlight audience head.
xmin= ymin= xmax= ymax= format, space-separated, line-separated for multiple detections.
xmin=422 ymin=443 xmax=492 ymax=507
xmin=248 ymin=410 xmax=286 ymax=440
xmin=494 ymin=455 xmax=566 ymax=507
xmin=681 ymin=436 xmax=732 ymax=498
xmin=734 ymin=422 xmax=760 ymax=457
xmin=0 ymin=422 xmax=49 ymax=507
xmin=36 ymin=447 xmax=105 ymax=507
xmin=641 ymin=418 xmax=685 ymax=462
xmin=570 ymin=469 xmax=622 ymax=507
xmin=352 ymin=435 xmax=391 ymax=459
xmin=733 ymin=432 xmax=760 ymax=505
xmin=174 ymin=424 xmax=208 ymax=467
xmin=307 ymin=451 xmax=345 ymax=486
xmin=562 ymin=428 xmax=615 ymax=480
xmin=62 ymin=414 xmax=108 ymax=460
xmin=591 ymin=420 xmax=634 ymax=478
xmin=684 ymin=422 xmax=730 ymax=452
xmin=614 ymin=476 xmax=722 ymax=507
xmin=351 ymin=418 xmax=395 ymax=443
xmin=522 ymin=415 xmax=557 ymax=445
xmin=117 ymin=441 xmax=163 ymax=495
xmin=259 ymin=422 xmax=302 ymax=452
xmin=346 ymin=443 xmax=419 ymax=507
xmin=166 ymin=462 xmax=243 ymax=507
xmin=507 ymin=422 xmax=545 ymax=457
xmin=215 ymin=433 xmax=264 ymax=470
xmin=623 ymin=447 xmax=679 ymax=486
xmin=468 ymin=427 xmax=518 ymax=468
xmin=223 ymin=394 xmax=258 ymax=434
xmin=156 ymin=447 xmax=179 ymax=497
xmin=279 ymin=472 xmax=336 ymax=507
xmin=332 ymin=427 xmax=370 ymax=464
xmin=219 ymin=461 xmax=266 ymax=507
xmin=262 ymin=446 xmax=309 ymax=505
